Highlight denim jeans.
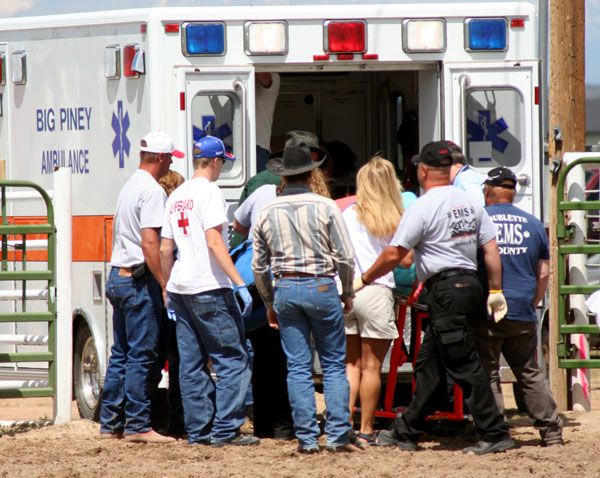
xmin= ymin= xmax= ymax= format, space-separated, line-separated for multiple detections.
xmin=100 ymin=267 xmax=162 ymax=435
xmin=274 ymin=277 xmax=351 ymax=448
xmin=167 ymin=288 xmax=250 ymax=444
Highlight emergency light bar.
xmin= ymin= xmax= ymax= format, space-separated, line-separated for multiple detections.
xmin=244 ymin=21 xmax=288 ymax=56
xmin=104 ymin=45 xmax=121 ymax=79
xmin=324 ymin=20 xmax=367 ymax=54
xmin=402 ymin=19 xmax=446 ymax=53
xmin=182 ymin=22 xmax=226 ymax=56
xmin=465 ymin=18 xmax=507 ymax=51
xmin=11 ymin=50 xmax=26 ymax=85
xmin=123 ymin=44 xmax=145 ymax=78
xmin=0 ymin=52 xmax=5 ymax=86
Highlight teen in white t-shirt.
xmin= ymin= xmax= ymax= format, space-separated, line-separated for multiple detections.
xmin=162 ymin=177 xmax=232 ymax=294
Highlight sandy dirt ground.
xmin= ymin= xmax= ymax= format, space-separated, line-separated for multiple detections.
xmin=1 ymin=378 xmax=600 ymax=477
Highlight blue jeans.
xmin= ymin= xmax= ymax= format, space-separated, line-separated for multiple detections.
xmin=273 ymin=277 xmax=351 ymax=448
xmin=167 ymin=288 xmax=250 ymax=444
xmin=100 ymin=267 xmax=162 ymax=434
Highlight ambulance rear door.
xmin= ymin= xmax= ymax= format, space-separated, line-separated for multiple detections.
xmin=443 ymin=61 xmax=540 ymax=217
xmin=178 ymin=66 xmax=255 ymax=207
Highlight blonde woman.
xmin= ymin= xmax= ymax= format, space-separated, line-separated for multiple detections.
xmin=343 ymin=157 xmax=412 ymax=444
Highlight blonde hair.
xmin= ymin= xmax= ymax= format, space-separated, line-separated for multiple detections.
xmin=279 ymin=168 xmax=331 ymax=198
xmin=355 ymin=156 xmax=404 ymax=238
xmin=159 ymin=170 xmax=185 ymax=196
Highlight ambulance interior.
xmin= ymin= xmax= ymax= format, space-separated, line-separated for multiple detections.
xmin=270 ymin=70 xmax=426 ymax=198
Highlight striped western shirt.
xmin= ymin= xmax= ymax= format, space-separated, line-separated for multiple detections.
xmin=252 ymin=186 xmax=355 ymax=307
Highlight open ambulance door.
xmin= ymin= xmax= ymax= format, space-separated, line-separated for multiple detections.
xmin=178 ymin=66 xmax=256 ymax=207
xmin=443 ymin=61 xmax=541 ymax=217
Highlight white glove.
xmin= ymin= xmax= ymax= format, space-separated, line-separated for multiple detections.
xmin=353 ymin=275 xmax=366 ymax=293
xmin=487 ymin=292 xmax=508 ymax=322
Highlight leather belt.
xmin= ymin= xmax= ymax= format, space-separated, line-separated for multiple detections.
xmin=118 ymin=267 xmax=134 ymax=277
xmin=424 ymin=268 xmax=476 ymax=289
xmin=277 ymin=272 xmax=333 ymax=279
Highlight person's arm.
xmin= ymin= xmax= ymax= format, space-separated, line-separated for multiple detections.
xmin=141 ymin=227 xmax=165 ymax=289
xmin=481 ymin=238 xmax=502 ymax=290
xmin=256 ymin=72 xmax=273 ymax=88
xmin=362 ymin=245 xmax=410 ymax=285
xmin=252 ymin=221 xmax=274 ymax=307
xmin=399 ymin=249 xmax=414 ymax=269
xmin=328 ymin=206 xmax=355 ymax=297
xmin=533 ymin=259 xmax=550 ymax=306
xmin=205 ymin=226 xmax=245 ymax=286
xmin=160 ymin=237 xmax=175 ymax=285
xmin=233 ymin=219 xmax=249 ymax=236
xmin=159 ymin=237 xmax=175 ymax=303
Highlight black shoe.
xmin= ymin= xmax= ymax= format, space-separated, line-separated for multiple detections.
xmin=463 ymin=437 xmax=515 ymax=455
xmin=188 ymin=440 xmax=211 ymax=446
xmin=273 ymin=430 xmax=295 ymax=441
xmin=211 ymin=435 xmax=260 ymax=448
xmin=541 ymin=437 xmax=564 ymax=447
xmin=297 ymin=445 xmax=320 ymax=454
xmin=376 ymin=430 xmax=418 ymax=451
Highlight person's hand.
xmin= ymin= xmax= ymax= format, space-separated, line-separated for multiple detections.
xmin=342 ymin=295 xmax=354 ymax=314
xmin=267 ymin=306 xmax=279 ymax=330
xmin=353 ymin=275 xmax=366 ymax=293
xmin=487 ymin=292 xmax=508 ymax=322
xmin=234 ymin=285 xmax=253 ymax=318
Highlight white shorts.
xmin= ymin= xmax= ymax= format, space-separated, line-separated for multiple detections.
xmin=344 ymin=284 xmax=399 ymax=340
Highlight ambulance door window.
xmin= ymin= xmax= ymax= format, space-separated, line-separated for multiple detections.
xmin=190 ymin=92 xmax=242 ymax=178
xmin=465 ymin=87 xmax=523 ymax=169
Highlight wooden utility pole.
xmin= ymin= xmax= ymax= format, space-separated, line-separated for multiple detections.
xmin=548 ymin=0 xmax=586 ymax=410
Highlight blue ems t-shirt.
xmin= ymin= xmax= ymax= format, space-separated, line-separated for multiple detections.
xmin=484 ymin=203 xmax=549 ymax=322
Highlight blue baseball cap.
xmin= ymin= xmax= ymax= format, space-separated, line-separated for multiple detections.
xmin=192 ymin=135 xmax=235 ymax=161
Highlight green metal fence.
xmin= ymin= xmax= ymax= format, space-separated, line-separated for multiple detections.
xmin=556 ymin=156 xmax=600 ymax=368
xmin=0 ymin=180 xmax=56 ymax=397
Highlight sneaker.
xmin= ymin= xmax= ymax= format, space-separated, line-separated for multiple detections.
xmin=323 ymin=443 xmax=363 ymax=453
xmin=100 ymin=431 xmax=123 ymax=440
xmin=211 ymin=435 xmax=260 ymax=448
xmin=376 ymin=430 xmax=418 ymax=451
xmin=462 ymin=437 xmax=515 ymax=455
xmin=541 ymin=437 xmax=564 ymax=447
xmin=297 ymin=445 xmax=320 ymax=454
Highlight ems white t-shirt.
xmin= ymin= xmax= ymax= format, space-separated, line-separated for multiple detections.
xmin=390 ymin=185 xmax=496 ymax=282
xmin=255 ymin=73 xmax=280 ymax=151
xmin=110 ymin=169 xmax=166 ymax=268
xmin=234 ymin=184 xmax=277 ymax=239
xmin=342 ymin=206 xmax=395 ymax=288
xmin=162 ymin=177 xmax=232 ymax=294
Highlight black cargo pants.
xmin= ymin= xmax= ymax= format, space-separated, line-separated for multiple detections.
xmin=393 ymin=272 xmax=509 ymax=443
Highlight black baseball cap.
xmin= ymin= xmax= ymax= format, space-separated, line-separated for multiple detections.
xmin=411 ymin=141 xmax=453 ymax=168
xmin=484 ymin=167 xmax=517 ymax=189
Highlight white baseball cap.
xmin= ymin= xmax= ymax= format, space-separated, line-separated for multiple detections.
xmin=140 ymin=131 xmax=185 ymax=158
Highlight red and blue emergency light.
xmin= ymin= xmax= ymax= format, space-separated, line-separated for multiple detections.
xmin=465 ymin=18 xmax=508 ymax=51
xmin=324 ymin=20 xmax=367 ymax=54
xmin=182 ymin=22 xmax=226 ymax=56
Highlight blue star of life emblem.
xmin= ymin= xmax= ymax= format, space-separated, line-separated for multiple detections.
xmin=111 ymin=100 xmax=131 ymax=168
xmin=467 ymin=110 xmax=509 ymax=154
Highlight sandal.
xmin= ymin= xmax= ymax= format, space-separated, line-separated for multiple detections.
xmin=356 ymin=432 xmax=377 ymax=446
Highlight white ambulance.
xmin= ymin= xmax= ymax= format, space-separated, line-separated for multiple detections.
xmin=0 ymin=0 xmax=545 ymax=419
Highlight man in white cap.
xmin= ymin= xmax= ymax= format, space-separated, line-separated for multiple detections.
xmin=100 ymin=131 xmax=184 ymax=443
xmin=160 ymin=135 xmax=258 ymax=447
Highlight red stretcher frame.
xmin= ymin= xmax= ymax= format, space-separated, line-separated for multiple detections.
xmin=373 ymin=282 xmax=465 ymax=421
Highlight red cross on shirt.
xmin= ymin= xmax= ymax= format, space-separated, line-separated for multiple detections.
xmin=177 ymin=212 xmax=189 ymax=235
